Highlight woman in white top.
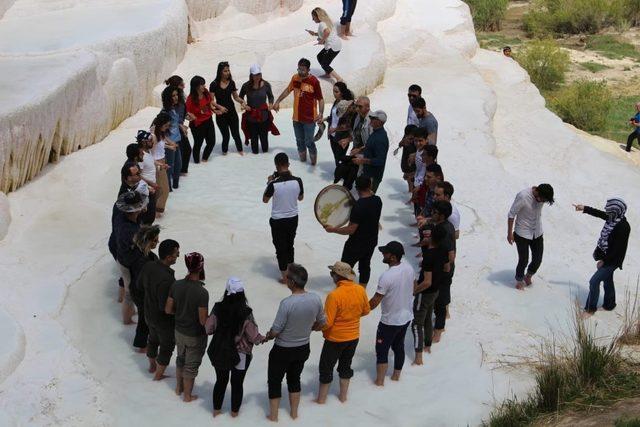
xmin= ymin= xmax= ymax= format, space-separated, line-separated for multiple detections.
xmin=150 ymin=112 xmax=177 ymax=216
xmin=307 ymin=7 xmax=342 ymax=82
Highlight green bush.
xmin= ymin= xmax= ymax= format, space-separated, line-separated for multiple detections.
xmin=550 ymin=80 xmax=613 ymax=132
xmin=616 ymin=417 xmax=640 ymax=427
xmin=516 ymin=39 xmax=570 ymax=90
xmin=523 ymin=0 xmax=637 ymax=37
xmin=465 ymin=0 xmax=509 ymax=31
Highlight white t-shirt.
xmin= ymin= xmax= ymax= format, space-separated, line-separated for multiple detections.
xmin=264 ymin=173 xmax=304 ymax=220
xmin=151 ymin=138 xmax=166 ymax=160
xmin=508 ymin=188 xmax=543 ymax=239
xmin=330 ymin=103 xmax=339 ymax=134
xmin=139 ymin=151 xmax=157 ymax=184
xmin=376 ymin=261 xmax=415 ymax=326
xmin=449 ymin=201 xmax=461 ymax=232
xmin=318 ymin=22 xmax=342 ymax=52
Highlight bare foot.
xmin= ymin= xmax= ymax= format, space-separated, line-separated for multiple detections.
xmin=231 ymin=411 xmax=239 ymax=418
xmin=374 ymin=379 xmax=384 ymax=387
xmin=338 ymin=394 xmax=347 ymax=403
xmin=314 ymin=398 xmax=326 ymax=404
xmin=153 ymin=373 xmax=169 ymax=381
xmin=582 ymin=310 xmax=595 ymax=319
xmin=239 ymin=151 xmax=244 ymax=156
xmin=183 ymin=394 xmax=198 ymax=403
xmin=524 ymin=275 xmax=533 ymax=286
xmin=423 ymin=346 xmax=431 ymax=353
xmin=446 ymin=306 xmax=451 ymax=319
xmin=289 ymin=410 xmax=298 ymax=420
xmin=432 ymin=330 xmax=443 ymax=343
xmin=266 ymin=415 xmax=278 ymax=422
xmin=148 ymin=360 xmax=157 ymax=373
xmin=137 ymin=347 xmax=147 ymax=354
xmin=213 ymin=410 xmax=222 ymax=417
xmin=202 ymin=159 xmax=208 ymax=163
xmin=390 ymin=373 xmax=400 ymax=381
xmin=515 ymin=281 xmax=525 ymax=290
xmin=175 ymin=385 xmax=183 ymax=396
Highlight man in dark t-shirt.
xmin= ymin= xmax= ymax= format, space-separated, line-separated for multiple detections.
xmin=165 ymin=252 xmax=209 ymax=403
xmin=324 ymin=176 xmax=382 ymax=286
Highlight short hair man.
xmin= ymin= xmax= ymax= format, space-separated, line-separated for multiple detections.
xmin=435 ymin=181 xmax=461 ymax=239
xmin=369 ymin=241 xmax=414 ymax=386
xmin=325 ymin=176 xmax=383 ymax=286
xmin=263 ymin=153 xmax=304 ymax=283
xmin=315 ymin=262 xmax=370 ymax=404
xmin=507 ymin=184 xmax=554 ymax=290
xmin=264 ymin=263 xmax=326 ymax=422
xmin=139 ymin=239 xmax=180 ymax=380
xmin=407 ymin=84 xmax=422 ymax=126
xmin=412 ymin=97 xmax=438 ymax=145
xmin=352 ymin=110 xmax=389 ymax=193
xmin=165 ymin=252 xmax=209 ymax=403
xmin=273 ymin=58 xmax=324 ymax=165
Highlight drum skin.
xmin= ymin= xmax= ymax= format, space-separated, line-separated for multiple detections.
xmin=314 ymin=184 xmax=355 ymax=228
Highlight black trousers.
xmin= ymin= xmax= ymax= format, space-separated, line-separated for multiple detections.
xmin=434 ymin=279 xmax=452 ymax=330
xmin=329 ymin=134 xmax=348 ymax=166
xmin=248 ymin=120 xmax=269 ymax=154
xmin=179 ymin=131 xmax=192 ymax=173
xmin=132 ymin=298 xmax=149 ymax=349
xmin=213 ymin=354 xmax=252 ymax=412
xmin=318 ymin=339 xmax=358 ymax=384
xmin=514 ymin=233 xmax=544 ymax=281
xmin=270 ymin=216 xmax=298 ymax=272
xmin=341 ymin=239 xmax=376 ymax=285
xmin=626 ymin=130 xmax=639 ymax=151
xmin=146 ymin=324 xmax=175 ymax=366
xmin=375 ymin=322 xmax=409 ymax=370
xmin=139 ymin=192 xmax=156 ymax=225
xmin=191 ymin=117 xmax=216 ymax=162
xmin=267 ymin=344 xmax=310 ymax=399
xmin=216 ymin=111 xmax=243 ymax=153
xmin=317 ymin=48 xmax=340 ymax=74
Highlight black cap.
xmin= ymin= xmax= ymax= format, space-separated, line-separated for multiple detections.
xmin=378 ymin=241 xmax=405 ymax=257
xmin=136 ymin=130 xmax=151 ymax=142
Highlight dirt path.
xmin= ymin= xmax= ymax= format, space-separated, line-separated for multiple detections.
xmin=534 ymin=397 xmax=640 ymax=426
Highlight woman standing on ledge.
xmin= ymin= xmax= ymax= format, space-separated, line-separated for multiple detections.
xmin=307 ymin=7 xmax=342 ymax=82
xmin=210 ymin=62 xmax=245 ymax=156
xmin=573 ymin=199 xmax=630 ymax=316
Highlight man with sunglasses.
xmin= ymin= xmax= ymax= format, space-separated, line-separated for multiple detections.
xmin=273 ymin=58 xmax=324 ymax=165
xmin=407 ymin=84 xmax=421 ymax=126
xmin=507 ymin=184 xmax=555 ymax=290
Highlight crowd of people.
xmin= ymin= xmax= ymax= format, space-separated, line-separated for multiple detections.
xmin=105 ymin=3 xmax=632 ymax=421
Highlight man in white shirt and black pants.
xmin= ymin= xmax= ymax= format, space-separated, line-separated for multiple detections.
xmin=507 ymin=184 xmax=554 ymax=290
xmin=263 ymin=153 xmax=304 ymax=284
xmin=369 ymin=241 xmax=414 ymax=386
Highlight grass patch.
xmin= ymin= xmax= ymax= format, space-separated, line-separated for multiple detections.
xmin=484 ymin=304 xmax=640 ymax=427
xmin=585 ymin=35 xmax=640 ymax=61
xmin=616 ymin=416 xmax=640 ymax=427
xmin=579 ymin=61 xmax=612 ymax=73
xmin=549 ymin=80 xmax=612 ymax=132
xmin=619 ymin=282 xmax=640 ymax=345
xmin=477 ymin=33 xmax=523 ymax=50
xmin=592 ymin=94 xmax=640 ymax=145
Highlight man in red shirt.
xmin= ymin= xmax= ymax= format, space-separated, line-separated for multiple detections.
xmin=274 ymin=58 xmax=325 ymax=165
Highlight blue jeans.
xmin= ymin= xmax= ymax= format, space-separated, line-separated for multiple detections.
xmin=292 ymin=121 xmax=317 ymax=156
xmin=585 ymin=265 xmax=617 ymax=312
xmin=165 ymin=146 xmax=182 ymax=189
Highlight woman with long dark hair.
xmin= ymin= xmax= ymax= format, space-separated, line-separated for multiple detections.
xmin=210 ymin=62 xmax=244 ymax=155
xmin=150 ymin=112 xmax=177 ymax=215
xmin=239 ymin=64 xmax=275 ymax=154
xmin=164 ymin=75 xmax=192 ymax=173
xmin=205 ymin=278 xmax=264 ymax=417
xmin=186 ymin=76 xmax=224 ymax=163
xmin=326 ymin=81 xmax=354 ymax=165
xmin=161 ymin=86 xmax=183 ymax=189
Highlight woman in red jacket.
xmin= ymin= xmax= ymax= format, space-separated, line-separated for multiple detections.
xmin=186 ymin=75 xmax=225 ymax=163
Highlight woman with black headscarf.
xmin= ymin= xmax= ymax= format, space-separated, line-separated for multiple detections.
xmin=574 ymin=198 xmax=631 ymax=314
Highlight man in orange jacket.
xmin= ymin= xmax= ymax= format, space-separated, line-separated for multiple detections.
xmin=315 ymin=262 xmax=370 ymax=404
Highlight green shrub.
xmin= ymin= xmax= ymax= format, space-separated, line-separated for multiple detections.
xmin=585 ymin=35 xmax=640 ymax=61
xmin=465 ymin=0 xmax=509 ymax=31
xmin=516 ymin=39 xmax=570 ymax=90
xmin=550 ymin=80 xmax=613 ymax=131
xmin=616 ymin=417 xmax=640 ymax=427
xmin=523 ymin=0 xmax=636 ymax=37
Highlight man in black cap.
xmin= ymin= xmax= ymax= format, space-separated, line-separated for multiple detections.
xmin=324 ymin=175 xmax=382 ymax=286
xmin=369 ymin=241 xmax=414 ymax=386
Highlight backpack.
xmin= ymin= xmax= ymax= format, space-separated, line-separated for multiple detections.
xmin=207 ymin=304 xmax=241 ymax=370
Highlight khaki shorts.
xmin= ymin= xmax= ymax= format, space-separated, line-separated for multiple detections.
xmin=175 ymin=330 xmax=207 ymax=379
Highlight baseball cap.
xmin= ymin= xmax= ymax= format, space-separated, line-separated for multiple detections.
xmin=250 ymin=64 xmax=262 ymax=75
xmin=369 ymin=110 xmax=387 ymax=124
xmin=378 ymin=241 xmax=405 ymax=257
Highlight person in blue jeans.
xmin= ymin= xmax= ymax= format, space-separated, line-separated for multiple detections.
xmin=161 ymin=85 xmax=184 ymax=190
xmin=625 ymin=102 xmax=640 ymax=152
xmin=573 ymin=199 xmax=630 ymax=316
xmin=339 ymin=0 xmax=358 ymax=39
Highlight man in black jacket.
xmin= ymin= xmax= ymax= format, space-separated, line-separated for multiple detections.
xmin=573 ymin=198 xmax=630 ymax=315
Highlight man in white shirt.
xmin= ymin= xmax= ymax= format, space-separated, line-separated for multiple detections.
xmin=507 ymin=184 xmax=555 ymax=290
xmin=263 ymin=153 xmax=304 ymax=284
xmin=136 ymin=130 xmax=158 ymax=224
xmin=369 ymin=241 xmax=414 ymax=386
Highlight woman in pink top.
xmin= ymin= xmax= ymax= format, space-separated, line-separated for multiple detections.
xmin=205 ymin=277 xmax=264 ymax=418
